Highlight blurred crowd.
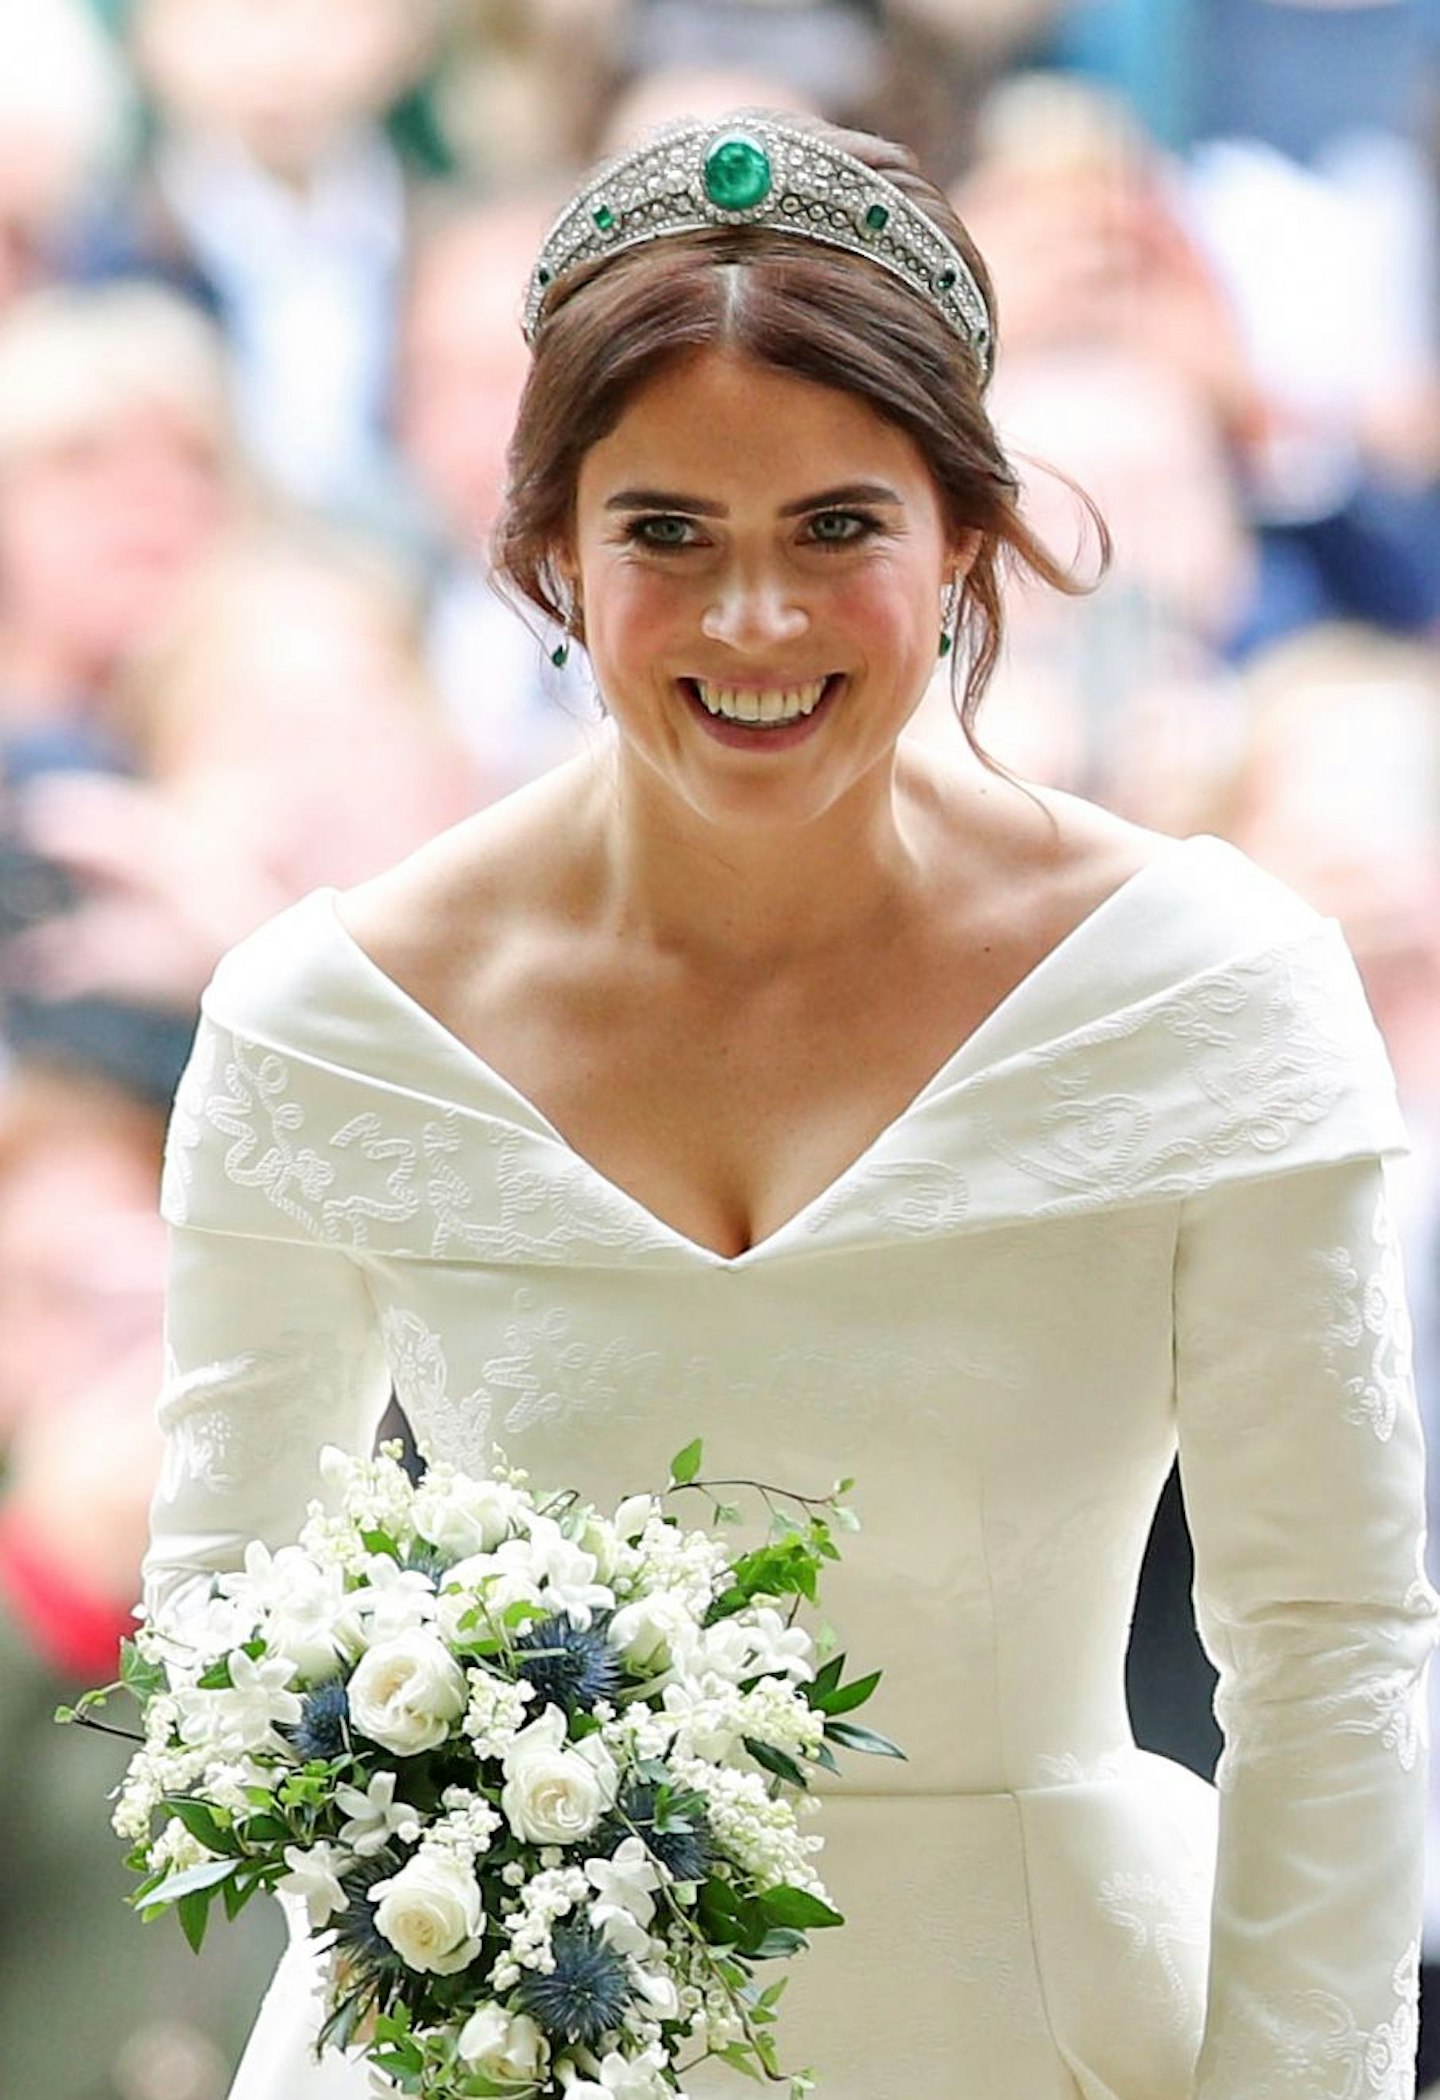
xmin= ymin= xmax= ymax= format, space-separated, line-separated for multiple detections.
xmin=0 ymin=2 xmax=1438 ymax=2094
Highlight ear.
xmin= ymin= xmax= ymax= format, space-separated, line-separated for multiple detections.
xmin=947 ymin=528 xmax=983 ymax=584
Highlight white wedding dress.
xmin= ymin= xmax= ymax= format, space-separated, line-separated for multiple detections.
xmin=143 ymin=834 xmax=1436 ymax=2100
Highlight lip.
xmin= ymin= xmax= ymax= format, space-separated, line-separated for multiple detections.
xmin=678 ymin=673 xmax=843 ymax=751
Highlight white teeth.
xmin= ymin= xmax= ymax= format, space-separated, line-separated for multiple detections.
xmin=693 ymin=676 xmax=830 ymax=725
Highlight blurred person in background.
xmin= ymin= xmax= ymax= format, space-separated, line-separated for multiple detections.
xmin=0 ymin=279 xmax=247 ymax=1100
xmin=0 ymin=0 xmax=134 ymax=313
xmin=1201 ymin=620 xmax=1440 ymax=2082
xmin=1176 ymin=0 xmax=1440 ymax=646
xmin=76 ymin=0 xmax=452 ymax=523
xmin=0 ymin=1063 xmax=281 ymax=2099
xmin=7 ymin=522 xmax=482 ymax=1036
xmin=938 ymin=73 xmax=1256 ymax=830
xmin=394 ymin=192 xmax=596 ymax=792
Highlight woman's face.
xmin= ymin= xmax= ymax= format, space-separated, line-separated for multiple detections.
xmin=569 ymin=348 xmax=965 ymax=833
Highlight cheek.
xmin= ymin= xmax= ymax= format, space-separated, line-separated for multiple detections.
xmin=582 ymin=560 xmax=687 ymax=660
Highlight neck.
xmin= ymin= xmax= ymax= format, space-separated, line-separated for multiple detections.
xmin=579 ymin=739 xmax=942 ymax=974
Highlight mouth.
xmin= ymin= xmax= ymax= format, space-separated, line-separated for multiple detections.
xmin=679 ymin=673 xmax=841 ymax=731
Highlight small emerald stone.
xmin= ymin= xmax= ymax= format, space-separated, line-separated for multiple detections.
xmin=863 ymin=202 xmax=889 ymax=233
xmin=537 ymin=265 xmax=552 ymax=285
xmin=936 ymin=267 xmax=957 ymax=291
xmin=593 ymin=203 xmax=616 ymax=232
xmin=703 ymin=133 xmax=772 ymax=212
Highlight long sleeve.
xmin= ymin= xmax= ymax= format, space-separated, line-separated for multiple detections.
xmin=1175 ymin=1156 xmax=1438 ymax=2099
xmin=143 ymin=1178 xmax=392 ymax=1639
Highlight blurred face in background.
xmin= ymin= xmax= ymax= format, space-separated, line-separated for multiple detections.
xmin=396 ymin=203 xmax=550 ymax=547
xmin=0 ymin=399 xmax=232 ymax=694
xmin=135 ymin=0 xmax=435 ymax=177
xmin=0 ymin=1101 xmax=166 ymax=1439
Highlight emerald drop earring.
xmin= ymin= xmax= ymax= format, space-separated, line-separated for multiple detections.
xmin=938 ymin=580 xmax=959 ymax=658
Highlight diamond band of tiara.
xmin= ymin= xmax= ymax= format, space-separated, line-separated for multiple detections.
xmin=522 ymin=116 xmax=994 ymax=376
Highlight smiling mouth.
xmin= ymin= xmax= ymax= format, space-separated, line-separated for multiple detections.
xmin=682 ymin=674 xmax=839 ymax=727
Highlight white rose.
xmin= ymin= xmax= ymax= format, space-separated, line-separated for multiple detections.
xmin=413 ymin=1476 xmax=525 ymax=1559
xmin=607 ymin=1592 xmax=698 ymax=1675
xmin=347 ymin=1631 xmax=467 ymax=1755
xmin=370 ymin=1850 xmax=485 ymax=1974
xmin=458 ymin=2003 xmax=546 ymax=2081
xmin=500 ymin=1704 xmax=618 ymax=1846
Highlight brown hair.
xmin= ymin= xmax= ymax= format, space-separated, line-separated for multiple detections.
xmin=492 ymin=116 xmax=1105 ymax=746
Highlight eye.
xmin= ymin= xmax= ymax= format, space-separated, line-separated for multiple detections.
xmin=804 ymin=509 xmax=881 ymax=546
xmin=624 ymin=514 xmax=702 ymax=551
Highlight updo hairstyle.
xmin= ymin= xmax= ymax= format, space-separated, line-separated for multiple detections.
xmin=493 ymin=116 xmax=1100 ymax=745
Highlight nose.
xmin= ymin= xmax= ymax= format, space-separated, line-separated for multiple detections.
xmin=699 ymin=563 xmax=809 ymax=653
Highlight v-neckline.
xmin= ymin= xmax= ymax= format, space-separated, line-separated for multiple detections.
xmin=324 ymin=836 xmax=1200 ymax=1267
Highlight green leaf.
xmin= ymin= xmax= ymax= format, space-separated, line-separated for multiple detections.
xmin=669 ymin=1437 xmax=704 ymax=1486
xmin=196 ymin=1657 xmax=234 ymax=1691
xmin=713 ymin=2043 xmax=766 ymax=2081
xmin=809 ymin=1668 xmax=883 ymax=1719
xmin=751 ymin=1927 xmax=809 ymax=1960
xmin=177 ymin=1886 xmax=212 ymax=1953
xmin=138 ymin=1856 xmax=239 ymax=1912
xmin=162 ymin=1797 xmax=241 ymax=1856
xmin=809 ymin=1652 xmax=845 ymax=1698
xmin=822 ymin=1718 xmax=907 ymax=1759
xmin=120 ymin=1637 xmax=168 ymax=1702
xmin=743 ymin=1738 xmax=809 ymax=1790
xmin=758 ymin=1885 xmax=844 ymax=1930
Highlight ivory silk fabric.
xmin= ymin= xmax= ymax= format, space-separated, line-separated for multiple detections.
xmin=143 ymin=834 xmax=1438 ymax=2100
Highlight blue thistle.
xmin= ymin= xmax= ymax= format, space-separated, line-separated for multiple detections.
xmin=615 ymin=1781 xmax=712 ymax=1885
xmin=517 ymin=1924 xmax=634 ymax=2047
xmin=283 ymin=1679 xmax=350 ymax=1761
xmin=513 ymin=1613 xmax=622 ymax=1716
xmin=329 ymin=1853 xmax=409 ymax=1981
xmin=403 ymin=1541 xmax=452 ymax=1584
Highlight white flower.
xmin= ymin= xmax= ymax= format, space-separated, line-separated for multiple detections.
xmin=607 ymin=1593 xmax=698 ymax=1676
xmin=279 ymin=1840 xmax=348 ymax=1929
xmin=457 ymin=2003 xmax=547 ymax=2081
xmin=660 ymin=1677 xmax=745 ymax=1764
xmin=370 ymin=1850 xmax=485 ymax=1974
xmin=500 ymin=1705 xmax=618 ymax=1846
xmin=413 ymin=1469 xmax=527 ymax=1559
xmin=510 ymin=1515 xmax=615 ymax=1630
xmin=585 ymin=1837 xmax=658 ymax=1930
xmin=335 ymin=1771 xmax=422 ymax=1857
xmin=632 ymin=1967 xmax=680 ymax=2022
xmin=462 ymin=1669 xmax=534 ymax=1757
xmin=175 ymin=1649 xmax=302 ymax=1755
xmin=612 ymin=1495 xmax=657 ymax=1541
xmin=219 ymin=1542 xmax=348 ymax=1682
xmin=334 ymin=1557 xmax=437 ymax=1650
xmin=347 ymin=1631 xmax=467 ymax=1756
xmin=741 ymin=1606 xmax=815 ymax=1684
xmin=561 ymin=2046 xmax=673 ymax=2100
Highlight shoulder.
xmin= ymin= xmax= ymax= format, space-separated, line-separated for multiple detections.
xmin=917 ymin=752 xmax=1320 ymax=974
xmin=335 ymin=755 xmax=600 ymax=1011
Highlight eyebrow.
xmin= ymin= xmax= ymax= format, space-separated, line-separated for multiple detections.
xmin=602 ymin=481 xmax=906 ymax=516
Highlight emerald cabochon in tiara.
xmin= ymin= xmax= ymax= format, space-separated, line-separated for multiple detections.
xmin=521 ymin=116 xmax=994 ymax=377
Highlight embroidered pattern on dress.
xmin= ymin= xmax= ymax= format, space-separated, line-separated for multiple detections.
xmin=1201 ymin=1939 xmax=1420 ymax=2099
xmin=172 ymin=1029 xmax=670 ymax=1261
xmin=155 ymin=1336 xmax=366 ymax=1500
xmin=1317 ymin=1192 xmax=1414 ymax=1443
xmin=380 ymin=1307 xmax=494 ymax=1464
xmin=1098 ymin=1869 xmax=1208 ymax=2037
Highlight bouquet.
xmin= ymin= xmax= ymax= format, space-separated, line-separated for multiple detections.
xmin=63 ymin=1439 xmax=899 ymax=2099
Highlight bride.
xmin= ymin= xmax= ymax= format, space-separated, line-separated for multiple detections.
xmin=144 ymin=112 xmax=1435 ymax=2098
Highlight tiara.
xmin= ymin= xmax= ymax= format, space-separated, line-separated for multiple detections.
xmin=521 ymin=115 xmax=994 ymax=376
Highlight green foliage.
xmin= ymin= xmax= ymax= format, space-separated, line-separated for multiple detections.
xmin=668 ymin=1437 xmax=704 ymax=1486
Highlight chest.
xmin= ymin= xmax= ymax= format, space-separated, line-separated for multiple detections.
xmin=445 ymin=933 xmax=1042 ymax=1259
